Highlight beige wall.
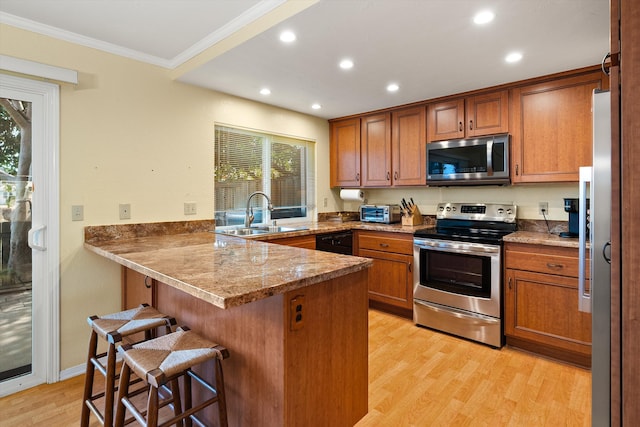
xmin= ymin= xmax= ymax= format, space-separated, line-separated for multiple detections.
xmin=0 ymin=24 xmax=331 ymax=370
xmin=1 ymin=23 xmax=577 ymax=371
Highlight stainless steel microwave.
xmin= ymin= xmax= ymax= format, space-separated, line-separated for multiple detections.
xmin=426 ymin=133 xmax=510 ymax=186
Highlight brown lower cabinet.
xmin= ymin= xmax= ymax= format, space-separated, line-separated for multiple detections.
xmin=122 ymin=267 xmax=155 ymax=309
xmin=504 ymin=242 xmax=592 ymax=367
xmin=355 ymin=230 xmax=413 ymax=318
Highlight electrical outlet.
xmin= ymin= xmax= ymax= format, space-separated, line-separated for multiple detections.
xmin=119 ymin=203 xmax=131 ymax=220
xmin=184 ymin=202 xmax=197 ymax=215
xmin=323 ymin=197 xmax=328 ymax=208
xmin=71 ymin=205 xmax=84 ymax=221
xmin=538 ymin=202 xmax=549 ymax=216
xmin=289 ymin=295 xmax=305 ymax=331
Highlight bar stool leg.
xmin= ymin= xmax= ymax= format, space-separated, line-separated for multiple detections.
xmin=147 ymin=386 xmax=159 ymax=427
xmin=81 ymin=330 xmax=98 ymax=427
xmin=103 ymin=342 xmax=117 ymax=427
xmin=114 ymin=363 xmax=131 ymax=427
xmin=215 ymin=359 xmax=229 ymax=427
xmin=183 ymin=371 xmax=192 ymax=427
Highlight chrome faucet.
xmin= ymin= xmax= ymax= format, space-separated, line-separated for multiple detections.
xmin=245 ymin=191 xmax=274 ymax=228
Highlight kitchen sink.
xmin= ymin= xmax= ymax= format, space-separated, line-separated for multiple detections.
xmin=214 ymin=225 xmax=308 ymax=236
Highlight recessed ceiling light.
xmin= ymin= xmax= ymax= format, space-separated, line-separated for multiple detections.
xmin=387 ymin=83 xmax=399 ymax=92
xmin=505 ymin=52 xmax=523 ymax=63
xmin=339 ymin=59 xmax=354 ymax=70
xmin=279 ymin=30 xmax=296 ymax=43
xmin=473 ymin=10 xmax=495 ymax=25
xmin=311 ymin=103 xmax=322 ymax=110
xmin=260 ymin=88 xmax=271 ymax=95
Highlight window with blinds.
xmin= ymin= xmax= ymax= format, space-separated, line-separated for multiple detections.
xmin=214 ymin=125 xmax=315 ymax=226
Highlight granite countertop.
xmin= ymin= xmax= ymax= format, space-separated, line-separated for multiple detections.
xmin=503 ymin=231 xmax=582 ymax=248
xmin=84 ymin=220 xmax=382 ymax=309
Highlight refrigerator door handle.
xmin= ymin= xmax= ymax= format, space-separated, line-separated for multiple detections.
xmin=578 ymin=166 xmax=591 ymax=313
xmin=603 ymin=241 xmax=612 ymax=264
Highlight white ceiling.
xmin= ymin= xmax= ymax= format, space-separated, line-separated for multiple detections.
xmin=0 ymin=0 xmax=609 ymax=119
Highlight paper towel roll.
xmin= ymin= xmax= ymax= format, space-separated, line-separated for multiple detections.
xmin=340 ymin=188 xmax=365 ymax=202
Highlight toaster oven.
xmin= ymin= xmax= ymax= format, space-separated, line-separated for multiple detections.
xmin=360 ymin=204 xmax=401 ymax=224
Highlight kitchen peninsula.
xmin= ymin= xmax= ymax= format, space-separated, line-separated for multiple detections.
xmin=84 ymin=220 xmax=372 ymax=427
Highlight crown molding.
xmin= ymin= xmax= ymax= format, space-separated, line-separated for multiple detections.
xmin=0 ymin=0 xmax=286 ymax=70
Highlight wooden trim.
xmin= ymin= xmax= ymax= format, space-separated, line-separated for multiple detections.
xmin=505 ymin=337 xmax=591 ymax=369
xmin=619 ymin=1 xmax=640 ymax=424
xmin=610 ymin=2 xmax=621 ymax=426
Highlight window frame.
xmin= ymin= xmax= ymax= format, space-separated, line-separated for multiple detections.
xmin=214 ymin=124 xmax=316 ymax=227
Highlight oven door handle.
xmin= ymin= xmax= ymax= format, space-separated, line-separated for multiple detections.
xmin=414 ymin=241 xmax=500 ymax=256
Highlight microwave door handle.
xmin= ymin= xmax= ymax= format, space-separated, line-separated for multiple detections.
xmin=486 ymin=140 xmax=494 ymax=176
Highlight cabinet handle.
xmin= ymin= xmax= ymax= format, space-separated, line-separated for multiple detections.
xmin=408 ymin=262 xmax=412 ymax=273
xmin=515 ymin=164 xmax=519 ymax=176
xmin=379 ymin=243 xmax=389 ymax=248
xmin=546 ymin=263 xmax=564 ymax=270
xmin=469 ymin=119 xmax=473 ymax=130
xmin=386 ymin=171 xmax=390 ymax=181
xmin=508 ymin=277 xmax=512 ymax=290
xmin=144 ymin=276 xmax=152 ymax=289
xmin=355 ymin=172 xmax=360 ymax=181
xmin=394 ymin=171 xmax=398 ymax=180
xmin=458 ymin=121 xmax=463 ymax=132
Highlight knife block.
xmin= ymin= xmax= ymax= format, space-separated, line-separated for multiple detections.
xmin=402 ymin=205 xmax=422 ymax=226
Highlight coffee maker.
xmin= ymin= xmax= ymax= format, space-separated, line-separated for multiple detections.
xmin=559 ymin=198 xmax=590 ymax=238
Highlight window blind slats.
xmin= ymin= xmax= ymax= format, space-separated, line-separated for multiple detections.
xmin=214 ymin=126 xmax=315 ymax=226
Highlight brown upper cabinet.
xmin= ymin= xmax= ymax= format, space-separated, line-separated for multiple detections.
xmin=361 ymin=113 xmax=392 ymax=186
xmin=331 ymin=106 xmax=426 ymax=188
xmin=391 ymin=106 xmax=427 ymax=186
xmin=427 ymin=90 xmax=509 ymax=142
xmin=510 ymin=70 xmax=608 ymax=183
xmin=330 ymin=117 xmax=361 ymax=187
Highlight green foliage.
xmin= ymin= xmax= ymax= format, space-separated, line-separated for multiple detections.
xmin=0 ymin=105 xmax=20 ymax=176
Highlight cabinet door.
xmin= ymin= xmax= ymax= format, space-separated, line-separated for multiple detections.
xmin=465 ymin=90 xmax=509 ymax=137
xmin=122 ymin=267 xmax=155 ymax=310
xmin=392 ymin=106 xmax=426 ymax=186
xmin=511 ymin=71 xmax=608 ymax=183
xmin=361 ymin=113 xmax=392 ymax=187
xmin=504 ymin=268 xmax=592 ymax=358
xmin=358 ymin=248 xmax=413 ymax=309
xmin=330 ymin=117 xmax=361 ymax=187
xmin=427 ymin=98 xmax=465 ymax=142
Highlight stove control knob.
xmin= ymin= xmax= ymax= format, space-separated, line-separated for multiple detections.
xmin=452 ymin=207 xmax=457 ymax=212
xmin=439 ymin=206 xmax=445 ymax=212
xmin=446 ymin=206 xmax=451 ymax=211
xmin=506 ymin=209 xmax=513 ymax=215
xmin=497 ymin=208 xmax=504 ymax=215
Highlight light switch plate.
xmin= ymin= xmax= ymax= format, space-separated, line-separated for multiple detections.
xmin=71 ymin=205 xmax=84 ymax=221
xmin=184 ymin=202 xmax=197 ymax=215
xmin=119 ymin=203 xmax=131 ymax=220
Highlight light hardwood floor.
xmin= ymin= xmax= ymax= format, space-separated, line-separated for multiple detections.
xmin=1 ymin=309 xmax=591 ymax=426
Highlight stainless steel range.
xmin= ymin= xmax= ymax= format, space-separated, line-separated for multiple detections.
xmin=413 ymin=202 xmax=517 ymax=347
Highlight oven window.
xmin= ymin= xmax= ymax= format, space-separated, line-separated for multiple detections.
xmin=419 ymin=248 xmax=491 ymax=298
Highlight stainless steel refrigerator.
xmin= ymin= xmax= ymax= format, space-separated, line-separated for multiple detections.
xmin=579 ymin=89 xmax=611 ymax=425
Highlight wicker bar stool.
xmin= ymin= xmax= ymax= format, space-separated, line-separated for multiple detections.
xmin=81 ymin=304 xmax=176 ymax=427
xmin=114 ymin=326 xmax=229 ymax=427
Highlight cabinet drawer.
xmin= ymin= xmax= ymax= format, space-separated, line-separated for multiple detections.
xmin=504 ymin=243 xmax=589 ymax=278
xmin=356 ymin=231 xmax=413 ymax=255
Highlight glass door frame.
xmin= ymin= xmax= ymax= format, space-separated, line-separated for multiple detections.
xmin=0 ymin=73 xmax=60 ymax=396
